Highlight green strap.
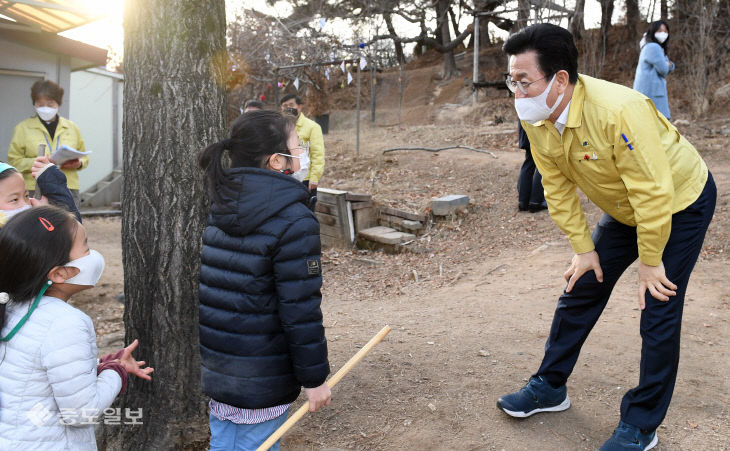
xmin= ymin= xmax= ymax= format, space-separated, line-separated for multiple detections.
xmin=1 ymin=281 xmax=52 ymax=342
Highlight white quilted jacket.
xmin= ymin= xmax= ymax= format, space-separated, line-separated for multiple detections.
xmin=0 ymin=296 xmax=122 ymax=450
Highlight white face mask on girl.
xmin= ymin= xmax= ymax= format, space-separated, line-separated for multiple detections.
xmin=35 ymin=106 xmax=58 ymax=122
xmin=654 ymin=32 xmax=668 ymax=44
xmin=64 ymin=249 xmax=105 ymax=286
xmin=514 ymin=74 xmax=565 ymax=125
xmin=1 ymin=205 xmax=31 ymax=220
xmin=291 ymin=151 xmax=310 ymax=182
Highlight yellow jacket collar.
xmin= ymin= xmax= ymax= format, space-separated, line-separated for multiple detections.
xmin=28 ymin=115 xmax=71 ymax=134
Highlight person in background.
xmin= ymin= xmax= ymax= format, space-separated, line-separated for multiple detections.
xmin=499 ymin=23 xmax=715 ymax=450
xmin=633 ymin=20 xmax=674 ymax=120
xmin=517 ymin=122 xmax=547 ymax=213
xmin=198 ymin=110 xmax=330 ymax=451
xmin=7 ymin=80 xmax=88 ymax=208
xmin=279 ymin=94 xmax=325 ymax=211
xmin=243 ymin=99 xmax=264 ymax=113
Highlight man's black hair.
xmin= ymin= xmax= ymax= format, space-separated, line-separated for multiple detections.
xmin=279 ymin=94 xmax=302 ymax=105
xmin=244 ymin=100 xmax=264 ymax=110
xmin=503 ymin=23 xmax=579 ymax=84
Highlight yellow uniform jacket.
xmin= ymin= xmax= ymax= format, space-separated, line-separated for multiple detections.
xmin=522 ymin=75 xmax=707 ymax=266
xmin=8 ymin=116 xmax=88 ymax=191
xmin=295 ymin=114 xmax=325 ymax=184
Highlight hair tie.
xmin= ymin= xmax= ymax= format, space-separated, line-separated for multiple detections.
xmin=0 ymin=292 xmax=9 ymax=305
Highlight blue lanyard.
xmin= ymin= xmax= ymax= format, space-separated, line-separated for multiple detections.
xmin=42 ymin=133 xmax=60 ymax=156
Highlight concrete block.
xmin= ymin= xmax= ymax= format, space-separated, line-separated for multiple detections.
xmin=430 ymin=195 xmax=469 ymax=216
xmin=358 ymin=226 xmax=416 ymax=244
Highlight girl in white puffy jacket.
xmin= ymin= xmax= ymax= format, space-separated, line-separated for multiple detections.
xmin=0 ymin=206 xmax=153 ymax=450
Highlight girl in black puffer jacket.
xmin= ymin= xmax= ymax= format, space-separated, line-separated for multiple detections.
xmin=198 ymin=110 xmax=331 ymax=450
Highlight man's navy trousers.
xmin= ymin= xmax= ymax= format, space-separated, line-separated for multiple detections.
xmin=535 ymin=172 xmax=716 ymax=431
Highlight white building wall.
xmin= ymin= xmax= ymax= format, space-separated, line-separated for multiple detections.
xmin=70 ymin=68 xmax=123 ymax=192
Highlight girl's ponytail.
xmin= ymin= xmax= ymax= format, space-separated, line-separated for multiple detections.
xmin=198 ymin=140 xmax=229 ymax=202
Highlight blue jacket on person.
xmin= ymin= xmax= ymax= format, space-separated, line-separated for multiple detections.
xmin=199 ymin=167 xmax=329 ymax=409
xmin=633 ymin=41 xmax=675 ymax=119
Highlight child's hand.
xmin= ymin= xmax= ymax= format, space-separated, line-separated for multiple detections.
xmin=29 ymin=196 xmax=49 ymax=207
xmin=119 ymin=339 xmax=154 ymax=380
xmin=303 ymin=382 xmax=331 ymax=412
xmin=31 ymin=156 xmax=54 ymax=179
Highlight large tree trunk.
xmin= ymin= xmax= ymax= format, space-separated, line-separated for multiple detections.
xmin=569 ymin=0 xmax=586 ymax=40
xmin=625 ymin=0 xmax=640 ymax=41
xmin=660 ymin=0 xmax=668 ymax=20
xmin=100 ymin=0 xmax=227 ymax=449
xmin=436 ymin=0 xmax=459 ymax=79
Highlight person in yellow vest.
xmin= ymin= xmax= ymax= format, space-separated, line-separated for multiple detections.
xmin=496 ymin=24 xmax=715 ymax=451
xmin=280 ymin=94 xmax=324 ymax=211
xmin=7 ymin=80 xmax=88 ymax=207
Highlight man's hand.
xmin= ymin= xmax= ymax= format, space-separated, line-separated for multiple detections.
xmin=60 ymin=159 xmax=82 ymax=170
xmin=303 ymin=382 xmax=331 ymax=412
xmin=309 ymin=182 xmax=318 ymax=192
xmin=564 ymin=250 xmax=603 ymax=293
xmin=637 ymin=261 xmax=676 ymax=310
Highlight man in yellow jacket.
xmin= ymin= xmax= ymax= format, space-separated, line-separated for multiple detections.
xmin=8 ymin=80 xmax=88 ymax=207
xmin=280 ymin=94 xmax=324 ymax=210
xmin=496 ymin=24 xmax=716 ymax=451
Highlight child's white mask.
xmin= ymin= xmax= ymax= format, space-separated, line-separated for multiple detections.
xmin=64 ymin=249 xmax=105 ymax=286
xmin=514 ymin=74 xmax=564 ymax=125
xmin=1 ymin=205 xmax=31 ymax=220
xmin=291 ymin=151 xmax=310 ymax=182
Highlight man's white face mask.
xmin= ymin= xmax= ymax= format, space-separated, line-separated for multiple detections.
xmin=514 ymin=74 xmax=564 ymax=125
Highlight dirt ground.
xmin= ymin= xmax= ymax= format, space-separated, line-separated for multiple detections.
xmin=73 ymin=104 xmax=729 ymax=450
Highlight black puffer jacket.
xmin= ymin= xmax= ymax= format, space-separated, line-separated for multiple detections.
xmin=199 ymin=167 xmax=329 ymax=409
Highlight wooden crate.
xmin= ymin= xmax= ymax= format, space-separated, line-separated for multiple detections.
xmin=315 ymin=188 xmax=354 ymax=247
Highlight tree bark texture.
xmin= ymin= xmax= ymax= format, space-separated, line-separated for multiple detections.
xmin=569 ymin=0 xmax=586 ymax=40
xmin=101 ymin=0 xmax=227 ymax=449
xmin=661 ymin=0 xmax=668 ymax=20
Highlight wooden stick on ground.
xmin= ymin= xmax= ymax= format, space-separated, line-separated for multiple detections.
xmin=256 ymin=325 xmax=392 ymax=451
xmin=382 ymin=145 xmax=498 ymax=159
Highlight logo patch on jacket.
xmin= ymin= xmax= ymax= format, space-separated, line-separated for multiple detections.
xmin=307 ymin=258 xmax=321 ymax=275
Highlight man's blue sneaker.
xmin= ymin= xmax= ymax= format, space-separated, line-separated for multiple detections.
xmin=599 ymin=421 xmax=658 ymax=450
xmin=496 ymin=375 xmax=570 ymax=418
